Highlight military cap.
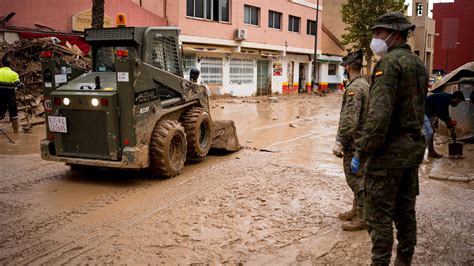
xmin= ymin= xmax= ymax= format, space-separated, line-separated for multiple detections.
xmin=340 ymin=49 xmax=363 ymax=66
xmin=372 ymin=11 xmax=415 ymax=31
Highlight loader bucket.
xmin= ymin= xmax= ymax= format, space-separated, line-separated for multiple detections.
xmin=211 ymin=120 xmax=240 ymax=152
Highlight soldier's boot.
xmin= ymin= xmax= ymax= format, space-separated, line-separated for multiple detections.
xmin=341 ymin=205 xmax=367 ymax=231
xmin=394 ymin=255 xmax=412 ymax=266
xmin=338 ymin=200 xmax=356 ymax=221
xmin=11 ymin=118 xmax=19 ymax=134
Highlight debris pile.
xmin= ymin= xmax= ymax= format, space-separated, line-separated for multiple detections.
xmin=0 ymin=38 xmax=91 ymax=126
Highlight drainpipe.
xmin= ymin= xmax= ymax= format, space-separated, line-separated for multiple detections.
xmin=164 ymin=0 xmax=169 ymax=25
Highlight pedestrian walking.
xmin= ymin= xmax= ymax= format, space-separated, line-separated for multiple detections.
xmin=351 ymin=12 xmax=428 ymax=265
xmin=424 ymin=91 xmax=465 ymax=158
xmin=0 ymin=56 xmax=22 ymax=133
xmin=332 ymin=49 xmax=369 ymax=231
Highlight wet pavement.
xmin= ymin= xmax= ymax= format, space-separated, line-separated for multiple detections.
xmin=0 ymin=93 xmax=473 ymax=264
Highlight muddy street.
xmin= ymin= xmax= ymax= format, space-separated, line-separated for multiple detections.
xmin=0 ymin=93 xmax=473 ymax=264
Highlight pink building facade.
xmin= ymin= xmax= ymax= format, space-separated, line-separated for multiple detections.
xmin=169 ymin=0 xmax=343 ymax=96
xmin=0 ymin=0 xmax=167 ymax=32
xmin=1 ymin=0 xmax=344 ymax=96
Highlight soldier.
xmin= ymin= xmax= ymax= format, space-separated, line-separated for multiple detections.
xmin=351 ymin=12 xmax=428 ymax=265
xmin=332 ymin=49 xmax=369 ymax=231
xmin=0 ymin=56 xmax=22 ymax=133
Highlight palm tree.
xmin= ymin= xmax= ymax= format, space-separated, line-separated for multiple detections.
xmin=91 ymin=0 xmax=105 ymax=29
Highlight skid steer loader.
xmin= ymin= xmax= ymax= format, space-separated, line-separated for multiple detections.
xmin=39 ymin=23 xmax=239 ymax=177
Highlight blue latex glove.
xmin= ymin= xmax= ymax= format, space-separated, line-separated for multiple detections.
xmin=350 ymin=156 xmax=360 ymax=174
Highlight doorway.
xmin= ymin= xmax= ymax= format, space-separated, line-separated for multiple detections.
xmin=298 ymin=63 xmax=306 ymax=93
xmin=257 ymin=60 xmax=270 ymax=95
xmin=287 ymin=61 xmax=294 ymax=93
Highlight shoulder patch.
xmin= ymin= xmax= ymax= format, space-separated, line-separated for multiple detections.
xmin=348 ymin=91 xmax=355 ymax=96
xmin=375 ymin=71 xmax=383 ymax=77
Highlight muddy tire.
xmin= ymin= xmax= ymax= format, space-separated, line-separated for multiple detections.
xmin=181 ymin=107 xmax=212 ymax=159
xmin=149 ymin=120 xmax=187 ymax=178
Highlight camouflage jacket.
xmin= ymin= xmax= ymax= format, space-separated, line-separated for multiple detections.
xmin=355 ymin=43 xmax=428 ymax=168
xmin=336 ymin=76 xmax=370 ymax=149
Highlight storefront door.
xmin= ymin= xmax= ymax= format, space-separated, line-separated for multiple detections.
xmin=257 ymin=60 xmax=270 ymax=95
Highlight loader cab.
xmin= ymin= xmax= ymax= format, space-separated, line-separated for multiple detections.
xmin=93 ymin=45 xmax=138 ymax=72
xmin=85 ymin=26 xmax=145 ymax=71
xmin=86 ymin=26 xmax=183 ymax=77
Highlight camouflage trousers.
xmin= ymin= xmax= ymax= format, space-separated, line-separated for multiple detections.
xmin=342 ymin=149 xmax=364 ymax=210
xmin=364 ymin=166 xmax=419 ymax=265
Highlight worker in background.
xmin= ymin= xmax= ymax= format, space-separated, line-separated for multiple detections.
xmin=352 ymin=12 xmax=427 ymax=265
xmin=332 ymin=49 xmax=369 ymax=231
xmin=189 ymin=68 xmax=211 ymax=96
xmin=0 ymin=56 xmax=22 ymax=133
xmin=424 ymin=91 xmax=465 ymax=158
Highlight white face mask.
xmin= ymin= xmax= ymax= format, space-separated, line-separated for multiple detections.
xmin=370 ymin=32 xmax=393 ymax=56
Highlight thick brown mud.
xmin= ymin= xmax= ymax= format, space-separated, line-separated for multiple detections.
xmin=0 ymin=93 xmax=472 ymax=264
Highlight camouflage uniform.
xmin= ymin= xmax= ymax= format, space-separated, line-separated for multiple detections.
xmin=355 ymin=12 xmax=428 ymax=265
xmin=336 ymin=76 xmax=369 ymax=219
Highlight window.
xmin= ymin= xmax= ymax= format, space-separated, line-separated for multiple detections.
xmin=95 ymin=46 xmax=137 ymax=72
xmin=268 ymin=10 xmax=282 ymax=30
xmin=328 ymin=63 xmax=337 ymax=76
xmin=416 ymin=3 xmax=423 ymax=16
xmin=244 ymin=5 xmax=260 ymax=26
xmin=307 ymin=20 xmax=316 ymax=36
xmin=201 ymin=57 xmax=223 ymax=84
xmin=220 ymin=0 xmax=229 ymax=22
xmin=288 ymin=15 xmax=300 ymax=33
xmin=187 ymin=0 xmax=204 ymax=18
xmin=187 ymin=0 xmax=230 ymax=22
xmin=230 ymin=58 xmax=254 ymax=84
xmin=183 ymin=54 xmax=197 ymax=76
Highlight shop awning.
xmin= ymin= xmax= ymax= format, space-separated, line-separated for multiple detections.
xmin=431 ymin=62 xmax=474 ymax=92
xmin=183 ymin=44 xmax=233 ymax=54
xmin=241 ymin=48 xmax=280 ymax=57
xmin=316 ymin=54 xmax=342 ymax=63
xmin=260 ymin=50 xmax=280 ymax=57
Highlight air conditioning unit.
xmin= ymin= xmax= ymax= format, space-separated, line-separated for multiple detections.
xmin=234 ymin=28 xmax=247 ymax=41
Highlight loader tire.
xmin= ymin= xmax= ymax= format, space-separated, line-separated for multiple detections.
xmin=181 ymin=107 xmax=212 ymax=159
xmin=149 ymin=120 xmax=187 ymax=178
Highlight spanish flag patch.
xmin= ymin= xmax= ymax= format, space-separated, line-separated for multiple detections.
xmin=375 ymin=71 xmax=383 ymax=77
xmin=348 ymin=91 xmax=355 ymax=96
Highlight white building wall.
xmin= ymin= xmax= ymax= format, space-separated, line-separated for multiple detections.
xmin=319 ymin=63 xmax=328 ymax=84
xmin=222 ymin=57 xmax=258 ymax=97
xmin=306 ymin=63 xmax=313 ymax=89
xmin=317 ymin=62 xmax=344 ymax=88
xmin=185 ymin=51 xmax=327 ymax=96
xmin=271 ymin=58 xmax=285 ymax=94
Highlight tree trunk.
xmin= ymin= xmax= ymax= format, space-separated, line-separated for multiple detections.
xmin=366 ymin=54 xmax=373 ymax=77
xmin=91 ymin=0 xmax=105 ymax=29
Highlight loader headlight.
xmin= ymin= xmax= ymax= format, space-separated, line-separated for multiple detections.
xmin=63 ymin=97 xmax=70 ymax=106
xmin=91 ymin=98 xmax=99 ymax=107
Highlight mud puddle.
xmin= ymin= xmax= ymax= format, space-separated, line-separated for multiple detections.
xmin=0 ymin=123 xmax=43 ymax=155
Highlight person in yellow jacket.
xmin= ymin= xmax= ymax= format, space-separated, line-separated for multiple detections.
xmin=0 ymin=56 xmax=22 ymax=133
